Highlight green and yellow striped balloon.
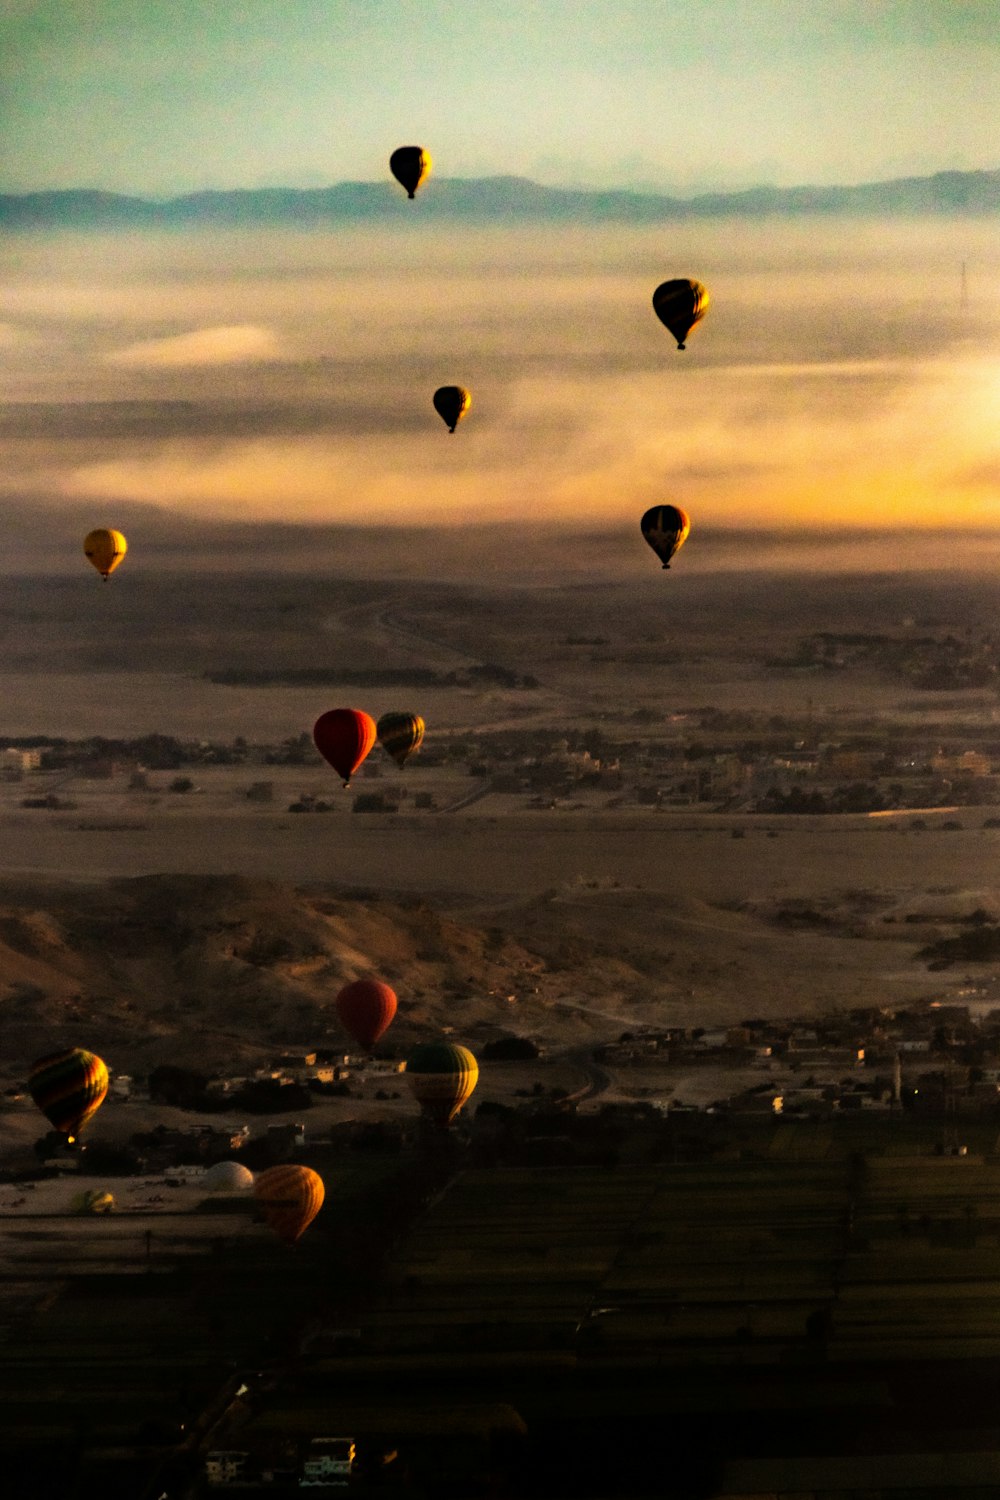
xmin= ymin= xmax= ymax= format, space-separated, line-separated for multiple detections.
xmin=377 ymin=712 xmax=425 ymax=769
xmin=28 ymin=1047 xmax=108 ymax=1140
xmin=405 ymin=1042 xmax=478 ymax=1127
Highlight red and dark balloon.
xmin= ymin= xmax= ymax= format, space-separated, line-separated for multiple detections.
xmin=335 ymin=978 xmax=398 ymax=1050
xmin=313 ymin=708 xmax=377 ymax=787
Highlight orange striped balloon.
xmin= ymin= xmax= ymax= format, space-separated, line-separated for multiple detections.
xmin=254 ymin=1165 xmax=325 ymax=1244
xmin=28 ymin=1048 xmax=108 ymax=1140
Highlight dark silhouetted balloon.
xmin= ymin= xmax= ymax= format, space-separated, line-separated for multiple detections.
xmin=377 ymin=712 xmax=425 ymax=769
xmin=405 ymin=1042 xmax=478 ymax=1126
xmin=28 ymin=1048 xmax=109 ymax=1141
xmin=254 ymin=1165 xmax=325 ymax=1244
xmin=433 ymin=386 xmax=471 ymax=433
xmin=652 ymin=279 xmax=709 ymax=349
xmin=335 ymin=979 xmax=398 ymax=1050
xmin=313 ymin=709 xmax=377 ymax=787
xmin=390 ymin=146 xmax=432 ymax=199
xmin=640 ymin=505 xmax=691 ymax=569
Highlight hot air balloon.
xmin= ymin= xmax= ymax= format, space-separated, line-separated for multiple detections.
xmin=335 ymin=978 xmax=397 ymax=1051
xmin=203 ymin=1160 xmax=254 ymax=1193
xmin=433 ymin=386 xmax=471 ymax=433
xmin=83 ymin=528 xmax=127 ymax=580
xmin=72 ymin=1188 xmax=114 ymax=1214
xmin=640 ymin=505 xmax=690 ymax=569
xmin=313 ymin=708 xmax=377 ymax=787
xmin=377 ymin=712 xmax=425 ymax=769
xmin=652 ymin=279 xmax=709 ymax=350
xmin=254 ymin=1164 xmax=325 ymax=1244
xmin=405 ymin=1042 xmax=478 ymax=1127
xmin=28 ymin=1047 xmax=108 ymax=1142
xmin=390 ymin=146 xmax=432 ymax=199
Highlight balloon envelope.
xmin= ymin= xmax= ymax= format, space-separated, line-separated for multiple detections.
xmin=28 ymin=1048 xmax=109 ymax=1140
xmin=84 ymin=529 xmax=127 ymax=579
xmin=652 ymin=279 xmax=709 ymax=349
xmin=377 ymin=712 xmax=425 ymax=769
xmin=254 ymin=1165 xmax=325 ymax=1244
xmin=73 ymin=1188 xmax=114 ymax=1214
xmin=405 ymin=1042 xmax=478 ymax=1127
xmin=640 ymin=505 xmax=691 ymax=569
xmin=335 ymin=979 xmax=398 ymax=1050
xmin=313 ymin=708 xmax=377 ymax=787
xmin=390 ymin=145 xmax=432 ymax=199
xmin=433 ymin=386 xmax=471 ymax=433
xmin=203 ymin=1160 xmax=255 ymax=1193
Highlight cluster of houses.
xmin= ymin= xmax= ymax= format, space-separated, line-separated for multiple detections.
xmin=597 ymin=1000 xmax=1000 ymax=1121
xmin=4 ymin=713 xmax=1000 ymax=816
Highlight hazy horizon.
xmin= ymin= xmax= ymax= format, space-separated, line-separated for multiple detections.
xmin=5 ymin=2 xmax=1000 ymax=196
xmin=2 ymin=215 xmax=1000 ymax=556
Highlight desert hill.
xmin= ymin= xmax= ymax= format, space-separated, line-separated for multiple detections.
xmin=0 ymin=873 xmax=957 ymax=1085
xmin=4 ymin=167 xmax=1000 ymax=229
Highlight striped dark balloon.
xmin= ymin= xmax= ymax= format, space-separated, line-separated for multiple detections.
xmin=28 ymin=1047 xmax=108 ymax=1140
xmin=405 ymin=1042 xmax=478 ymax=1127
xmin=432 ymin=385 xmax=471 ymax=433
xmin=640 ymin=504 xmax=690 ymax=570
xmin=376 ymin=712 xmax=425 ymax=769
xmin=652 ymin=278 xmax=709 ymax=350
xmin=254 ymin=1165 xmax=325 ymax=1244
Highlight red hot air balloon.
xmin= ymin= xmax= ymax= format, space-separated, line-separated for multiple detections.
xmin=313 ymin=709 xmax=377 ymax=787
xmin=335 ymin=978 xmax=397 ymax=1050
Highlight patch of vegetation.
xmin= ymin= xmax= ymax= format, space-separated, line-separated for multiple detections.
xmin=917 ymin=925 xmax=1000 ymax=968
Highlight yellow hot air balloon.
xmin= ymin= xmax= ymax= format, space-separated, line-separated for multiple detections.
xmin=254 ymin=1165 xmax=325 ymax=1244
xmin=405 ymin=1042 xmax=478 ymax=1127
xmin=390 ymin=146 xmax=432 ymax=199
xmin=84 ymin=529 xmax=127 ymax=581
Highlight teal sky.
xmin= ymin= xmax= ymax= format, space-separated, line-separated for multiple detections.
xmin=3 ymin=0 xmax=1000 ymax=196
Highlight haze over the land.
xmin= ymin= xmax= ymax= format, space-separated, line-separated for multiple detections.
xmin=2 ymin=207 xmax=1000 ymax=562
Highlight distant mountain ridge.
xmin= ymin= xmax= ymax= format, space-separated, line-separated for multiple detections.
xmin=4 ymin=168 xmax=1000 ymax=228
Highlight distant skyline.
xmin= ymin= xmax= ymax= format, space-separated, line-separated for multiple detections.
xmin=3 ymin=1 xmax=1000 ymax=196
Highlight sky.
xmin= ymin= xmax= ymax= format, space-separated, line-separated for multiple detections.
xmin=3 ymin=0 xmax=1000 ymax=197
xmin=3 ymin=2 xmax=1000 ymax=555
